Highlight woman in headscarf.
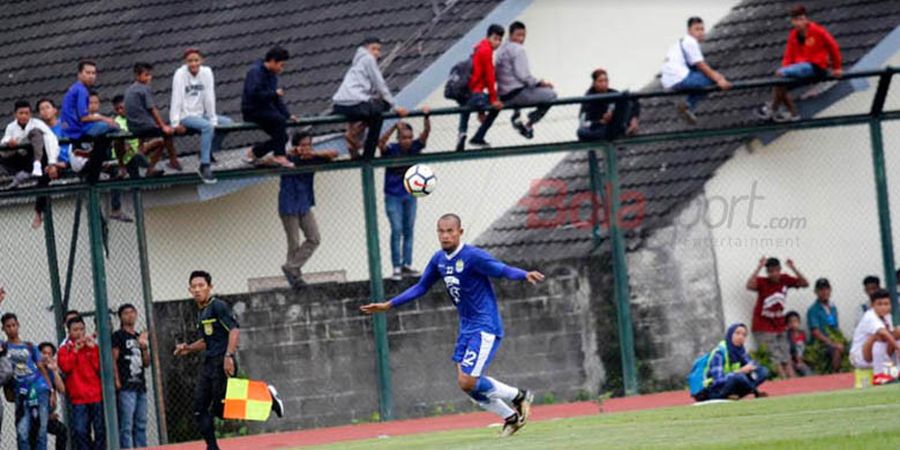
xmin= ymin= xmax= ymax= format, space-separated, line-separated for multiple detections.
xmin=703 ymin=323 xmax=769 ymax=400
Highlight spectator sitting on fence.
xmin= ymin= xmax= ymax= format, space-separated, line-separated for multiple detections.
xmin=577 ymin=69 xmax=641 ymax=142
xmin=785 ymin=311 xmax=813 ymax=376
xmin=806 ymin=277 xmax=846 ymax=373
xmin=660 ymin=16 xmax=731 ymax=125
xmin=33 ymin=342 xmax=69 ymax=450
xmin=60 ymin=60 xmax=120 ymax=185
xmin=2 ymin=312 xmax=53 ymax=450
xmin=457 ymin=24 xmax=505 ymax=152
xmin=849 ymin=289 xmax=900 ymax=378
xmin=109 ymin=94 xmax=151 ymax=224
xmin=35 ymin=98 xmax=78 ymax=230
xmin=747 ymin=256 xmax=809 ymax=379
xmin=378 ymin=108 xmax=431 ymax=281
xmin=125 ymin=62 xmax=184 ymax=175
xmin=333 ymin=37 xmax=408 ymax=159
xmin=494 ymin=21 xmax=557 ymax=140
xmin=701 ymin=323 xmax=769 ymax=400
xmin=241 ymin=46 xmax=296 ymax=169
xmin=756 ymin=5 xmax=842 ymax=123
xmin=1 ymin=99 xmax=60 ymax=190
xmin=59 ymin=315 xmax=105 ymax=450
xmin=112 ymin=303 xmax=150 ymax=449
xmin=171 ymin=47 xmax=234 ymax=184
xmin=279 ymin=131 xmax=338 ymax=290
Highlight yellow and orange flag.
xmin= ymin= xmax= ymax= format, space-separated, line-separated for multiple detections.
xmin=223 ymin=378 xmax=272 ymax=421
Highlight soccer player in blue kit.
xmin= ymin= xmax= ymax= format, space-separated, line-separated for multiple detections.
xmin=361 ymin=213 xmax=545 ymax=437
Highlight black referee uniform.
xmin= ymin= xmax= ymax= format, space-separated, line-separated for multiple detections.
xmin=194 ymin=296 xmax=238 ymax=450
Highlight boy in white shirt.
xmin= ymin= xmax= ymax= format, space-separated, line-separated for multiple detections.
xmin=1 ymin=100 xmax=60 ymax=187
xmin=660 ymin=17 xmax=731 ymax=125
xmin=850 ymin=289 xmax=900 ymax=374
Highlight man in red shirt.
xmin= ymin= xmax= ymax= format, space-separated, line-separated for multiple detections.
xmin=456 ymin=24 xmax=504 ymax=152
xmin=757 ymin=5 xmax=842 ymax=122
xmin=58 ymin=315 xmax=105 ymax=450
xmin=746 ymin=257 xmax=809 ymax=379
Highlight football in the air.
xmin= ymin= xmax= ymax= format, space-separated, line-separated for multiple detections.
xmin=403 ymin=164 xmax=437 ymax=197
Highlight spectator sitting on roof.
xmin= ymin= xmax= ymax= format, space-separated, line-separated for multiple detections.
xmin=577 ymin=69 xmax=640 ymax=142
xmin=242 ymin=46 xmax=296 ymax=169
xmin=494 ymin=21 xmax=557 ymax=140
xmin=333 ymin=37 xmax=408 ymax=160
xmin=756 ymin=5 xmax=842 ymax=123
xmin=849 ymin=289 xmax=900 ymax=378
xmin=1 ymin=100 xmax=60 ymax=188
xmin=35 ymin=98 xmax=73 ymax=230
xmin=701 ymin=323 xmax=769 ymax=400
xmin=785 ymin=311 xmax=813 ymax=376
xmin=806 ymin=277 xmax=846 ymax=373
xmin=110 ymin=94 xmax=153 ymax=223
xmin=124 ymin=62 xmax=184 ymax=176
xmin=170 ymin=47 xmax=234 ymax=184
xmin=456 ymin=24 xmax=505 ymax=152
xmin=660 ymin=16 xmax=731 ymax=125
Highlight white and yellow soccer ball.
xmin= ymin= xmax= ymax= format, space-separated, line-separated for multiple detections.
xmin=403 ymin=164 xmax=437 ymax=197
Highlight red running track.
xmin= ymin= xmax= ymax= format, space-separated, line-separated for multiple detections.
xmin=149 ymin=373 xmax=853 ymax=449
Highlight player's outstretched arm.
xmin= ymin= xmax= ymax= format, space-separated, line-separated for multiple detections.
xmin=473 ymin=249 xmax=544 ymax=285
xmin=360 ymin=260 xmax=439 ymax=314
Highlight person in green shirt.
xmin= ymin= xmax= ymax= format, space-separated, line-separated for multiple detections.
xmin=109 ymin=95 xmax=154 ymax=222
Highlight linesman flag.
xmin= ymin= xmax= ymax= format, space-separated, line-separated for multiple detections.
xmin=223 ymin=378 xmax=273 ymax=421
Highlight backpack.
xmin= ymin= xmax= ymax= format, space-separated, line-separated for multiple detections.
xmin=444 ymin=57 xmax=473 ymax=103
xmin=687 ymin=342 xmax=729 ymax=399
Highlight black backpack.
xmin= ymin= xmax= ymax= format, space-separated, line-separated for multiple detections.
xmin=444 ymin=57 xmax=473 ymax=103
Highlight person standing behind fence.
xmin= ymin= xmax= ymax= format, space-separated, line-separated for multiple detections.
xmin=171 ymin=48 xmax=234 ymax=184
xmin=60 ymin=60 xmax=120 ymax=184
xmin=33 ymin=343 xmax=68 ymax=450
xmin=112 ymin=304 xmax=149 ymax=449
xmin=494 ymin=21 xmax=556 ymax=140
xmin=457 ymin=24 xmax=505 ymax=152
xmin=241 ymin=46 xmax=295 ymax=169
xmin=279 ymin=132 xmax=338 ymax=290
xmin=660 ymin=17 xmax=731 ymax=125
xmin=58 ymin=315 xmax=104 ymax=450
xmin=2 ymin=312 xmax=53 ymax=450
xmin=378 ymin=110 xmax=431 ymax=281
xmin=577 ymin=69 xmax=641 ymax=142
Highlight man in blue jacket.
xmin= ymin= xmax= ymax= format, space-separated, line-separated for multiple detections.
xmin=242 ymin=46 xmax=295 ymax=169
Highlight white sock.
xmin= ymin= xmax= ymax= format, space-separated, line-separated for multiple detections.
xmin=872 ymin=342 xmax=891 ymax=374
xmin=32 ymin=161 xmax=42 ymax=177
xmin=476 ymin=398 xmax=515 ymax=419
xmin=485 ymin=376 xmax=519 ymax=402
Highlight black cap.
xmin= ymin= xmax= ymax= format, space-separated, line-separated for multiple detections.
xmin=815 ymin=278 xmax=830 ymax=289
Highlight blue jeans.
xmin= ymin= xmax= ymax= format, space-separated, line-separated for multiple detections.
xmin=458 ymin=93 xmax=498 ymax=141
xmin=17 ymin=391 xmax=49 ymax=450
xmin=72 ymin=402 xmax=105 ymax=450
xmin=707 ymin=366 xmax=769 ymax=400
xmin=84 ymin=121 xmax=114 ymax=137
xmin=672 ymin=69 xmax=714 ymax=110
xmin=118 ymin=390 xmax=148 ymax=448
xmin=777 ymin=62 xmax=819 ymax=78
xmin=180 ymin=115 xmax=233 ymax=165
xmin=385 ymin=194 xmax=416 ymax=268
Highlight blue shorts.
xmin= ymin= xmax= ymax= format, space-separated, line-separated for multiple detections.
xmin=777 ymin=62 xmax=826 ymax=79
xmin=452 ymin=331 xmax=501 ymax=377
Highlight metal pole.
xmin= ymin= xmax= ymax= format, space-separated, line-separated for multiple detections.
xmin=42 ymin=199 xmax=66 ymax=343
xmin=63 ymin=193 xmax=84 ymax=312
xmin=603 ymin=144 xmax=638 ymax=396
xmin=587 ymin=150 xmax=603 ymax=245
xmin=132 ymin=190 xmax=168 ymax=444
xmin=361 ymin=161 xmax=393 ymax=420
xmin=868 ymin=119 xmax=899 ymax=323
xmin=87 ymin=188 xmax=120 ymax=449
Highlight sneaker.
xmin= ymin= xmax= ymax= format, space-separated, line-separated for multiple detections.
xmin=512 ymin=390 xmax=534 ymax=423
xmin=268 ymin=385 xmax=285 ymax=418
xmin=468 ymin=137 xmax=491 ymax=148
xmin=31 ymin=161 xmax=43 ymax=177
xmin=197 ymin=164 xmax=217 ymax=184
xmin=401 ymin=266 xmax=420 ymax=277
xmin=676 ymin=101 xmax=698 ymax=125
xmin=755 ymin=104 xmax=773 ymax=120
xmin=512 ymin=116 xmax=531 ymax=139
xmin=773 ymin=111 xmax=800 ymax=123
xmin=390 ymin=268 xmax=403 ymax=281
xmin=499 ymin=413 xmax=523 ymax=438
xmin=6 ymin=171 xmax=31 ymax=189
xmin=455 ymin=134 xmax=467 ymax=152
xmin=282 ymin=266 xmax=300 ymax=288
xmin=241 ymin=148 xmax=257 ymax=165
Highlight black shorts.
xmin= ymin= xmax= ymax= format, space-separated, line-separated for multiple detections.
xmin=194 ymin=356 xmax=239 ymax=419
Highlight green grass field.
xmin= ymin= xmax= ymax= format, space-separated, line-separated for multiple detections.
xmin=306 ymin=387 xmax=900 ymax=450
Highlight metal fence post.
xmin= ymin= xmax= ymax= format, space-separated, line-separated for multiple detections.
xmin=132 ymin=190 xmax=168 ymax=444
xmin=42 ymin=198 xmax=66 ymax=343
xmin=361 ymin=161 xmax=393 ymax=420
xmin=87 ymin=187 xmax=120 ymax=449
xmin=587 ymin=150 xmax=603 ymax=245
xmin=603 ymin=144 xmax=638 ymax=396
xmin=63 ymin=193 xmax=84 ymax=312
xmin=868 ymin=119 xmax=899 ymax=323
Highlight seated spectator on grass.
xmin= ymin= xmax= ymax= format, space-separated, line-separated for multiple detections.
xmin=785 ymin=311 xmax=813 ymax=376
xmin=333 ymin=37 xmax=408 ymax=159
xmin=60 ymin=60 xmax=120 ymax=184
xmin=33 ymin=342 xmax=68 ymax=450
xmin=757 ymin=5 xmax=841 ymax=123
xmin=849 ymin=289 xmax=900 ymax=376
xmin=59 ymin=315 xmax=105 ymax=450
xmin=494 ymin=21 xmax=557 ymax=140
xmin=170 ymin=48 xmax=234 ymax=184
xmin=242 ymin=46 xmax=295 ymax=169
xmin=806 ymin=278 xmax=846 ymax=373
xmin=125 ymin=62 xmax=183 ymax=174
xmin=661 ymin=16 xmax=731 ymax=125
xmin=456 ymin=24 xmax=505 ymax=152
xmin=2 ymin=100 xmax=60 ymax=186
xmin=378 ymin=109 xmax=431 ymax=281
xmin=577 ymin=69 xmax=640 ymax=142
xmin=747 ymin=256 xmax=809 ymax=379
xmin=279 ymin=131 xmax=338 ymax=290
xmin=703 ymin=323 xmax=768 ymax=400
